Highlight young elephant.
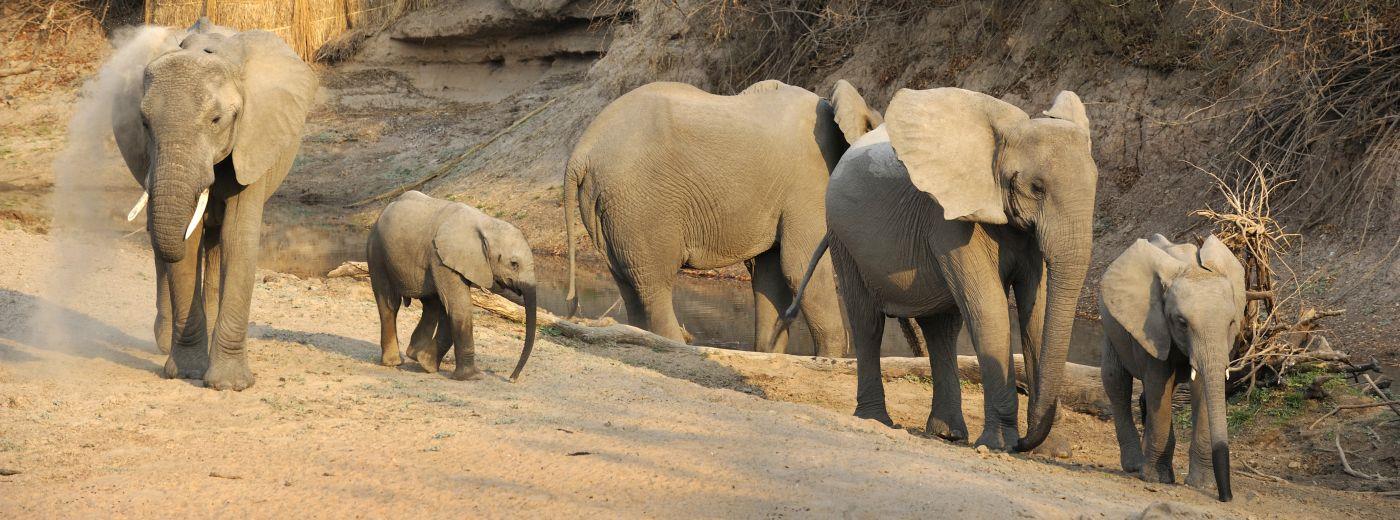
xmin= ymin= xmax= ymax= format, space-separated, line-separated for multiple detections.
xmin=1099 ymin=234 xmax=1246 ymax=502
xmin=368 ymin=191 xmax=536 ymax=381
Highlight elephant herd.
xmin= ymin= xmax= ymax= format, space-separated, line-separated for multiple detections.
xmin=105 ymin=21 xmax=1245 ymax=502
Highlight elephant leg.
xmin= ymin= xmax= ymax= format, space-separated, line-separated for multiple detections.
xmin=369 ymin=269 xmax=403 ymax=367
xmin=1013 ymin=265 xmax=1071 ymax=458
xmin=1102 ymin=341 xmax=1144 ymax=473
xmin=161 ymin=216 xmax=209 ymax=380
xmin=609 ymin=255 xmax=686 ymax=343
xmin=408 ymin=297 xmax=446 ymax=373
xmin=918 ymin=313 xmax=966 ymax=441
xmin=832 ymin=240 xmax=892 ymax=426
xmin=1185 ymin=378 xmax=1214 ymax=489
xmin=152 ymin=256 xmax=172 ymax=355
xmin=750 ymin=248 xmax=792 ymax=354
xmin=964 ymin=289 xmax=1017 ymax=451
xmin=434 ymin=277 xmax=480 ymax=381
xmin=204 ymin=190 xmax=263 ymax=391
xmin=202 ymin=229 xmax=223 ymax=348
xmin=781 ymin=222 xmax=845 ymax=357
xmin=1140 ymin=369 xmax=1179 ymax=484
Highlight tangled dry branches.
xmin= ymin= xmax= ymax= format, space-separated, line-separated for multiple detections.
xmin=1191 ymin=160 xmax=1349 ymax=394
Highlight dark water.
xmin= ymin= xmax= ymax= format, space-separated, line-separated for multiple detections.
xmin=261 ymin=226 xmax=1104 ymax=365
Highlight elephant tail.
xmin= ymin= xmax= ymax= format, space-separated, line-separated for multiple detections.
xmin=767 ymin=235 xmax=830 ymax=350
xmin=564 ymin=161 xmax=582 ymax=318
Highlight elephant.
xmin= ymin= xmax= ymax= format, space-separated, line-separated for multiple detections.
xmin=367 ymin=191 xmax=536 ymax=382
xmin=779 ymin=88 xmax=1097 ymax=454
xmin=1099 ymin=234 xmax=1245 ymax=502
xmin=111 ymin=19 xmax=318 ymax=390
xmin=562 ymin=79 xmax=881 ymax=356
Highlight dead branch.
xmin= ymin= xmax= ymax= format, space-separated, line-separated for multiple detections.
xmin=1309 ymin=401 xmax=1400 ymax=430
xmin=345 ymin=90 xmax=573 ymax=208
xmin=1239 ymin=459 xmax=1286 ymax=483
xmin=464 ymin=285 xmax=1115 ymax=415
xmin=1335 ymin=434 xmax=1390 ymax=481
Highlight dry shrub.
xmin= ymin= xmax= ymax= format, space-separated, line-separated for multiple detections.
xmin=1191 ymin=0 xmax=1399 ymax=230
xmin=0 ymin=0 xmax=108 ymax=99
xmin=1192 ymin=160 xmax=1345 ymax=395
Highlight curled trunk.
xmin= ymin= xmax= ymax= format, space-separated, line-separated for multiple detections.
xmin=509 ymin=285 xmax=537 ymax=382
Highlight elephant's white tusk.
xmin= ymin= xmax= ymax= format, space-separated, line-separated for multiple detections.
xmin=1191 ymin=368 xmax=1198 ymax=381
xmin=126 ymin=191 xmax=148 ymax=222
xmin=184 ymin=188 xmax=209 ymax=240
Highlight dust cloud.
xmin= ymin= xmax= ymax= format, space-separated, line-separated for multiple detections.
xmin=29 ymin=26 xmax=180 ymax=352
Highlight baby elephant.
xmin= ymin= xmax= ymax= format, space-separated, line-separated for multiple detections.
xmin=368 ymin=191 xmax=536 ymax=381
xmin=1099 ymin=234 xmax=1245 ymax=502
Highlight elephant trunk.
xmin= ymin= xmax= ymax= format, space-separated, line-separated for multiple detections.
xmin=1017 ymin=223 xmax=1091 ymax=452
xmin=148 ymin=153 xmax=212 ymax=263
xmin=509 ymin=284 xmax=537 ymax=382
xmin=1201 ymin=363 xmax=1233 ymax=501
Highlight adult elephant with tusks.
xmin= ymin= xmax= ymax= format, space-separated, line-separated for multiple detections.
xmin=563 ymin=79 xmax=881 ymax=356
xmin=779 ymin=88 xmax=1097 ymax=455
xmin=111 ymin=19 xmax=318 ymax=390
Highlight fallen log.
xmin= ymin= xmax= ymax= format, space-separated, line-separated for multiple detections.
xmin=468 ymin=288 xmax=1115 ymax=415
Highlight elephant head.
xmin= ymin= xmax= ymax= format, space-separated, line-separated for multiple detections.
xmin=435 ymin=209 xmax=537 ymax=381
xmin=884 ymin=88 xmax=1097 ymax=451
xmin=1102 ymin=235 xmax=1245 ymax=502
xmin=113 ymin=20 xmax=317 ymax=263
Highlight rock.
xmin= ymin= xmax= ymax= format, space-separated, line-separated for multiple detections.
xmin=1287 ymin=460 xmax=1301 ymax=469
xmin=975 ymin=445 xmax=990 ymax=454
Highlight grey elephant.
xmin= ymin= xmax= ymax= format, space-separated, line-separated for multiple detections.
xmin=368 ymin=191 xmax=536 ymax=381
xmin=781 ymin=88 xmax=1097 ymax=454
xmin=563 ymin=79 xmax=881 ymax=356
xmin=1100 ymin=234 xmax=1245 ymax=502
xmin=112 ymin=20 xmax=317 ymax=390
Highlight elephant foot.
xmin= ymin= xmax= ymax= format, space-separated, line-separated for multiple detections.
xmin=854 ymin=404 xmax=894 ymax=428
xmin=162 ymin=345 xmax=208 ymax=380
xmin=1184 ymin=463 xmax=1214 ymax=490
xmin=1140 ymin=463 xmax=1176 ymax=484
xmin=451 ymin=365 xmax=482 ymax=381
xmin=925 ymin=411 xmax=967 ymax=441
xmin=973 ymin=422 xmax=1018 ymax=452
xmin=412 ymin=347 xmax=441 ymax=374
xmin=381 ymin=352 xmax=403 ymax=367
xmin=204 ymin=356 xmax=255 ymax=391
xmin=1030 ymin=431 xmax=1073 ymax=459
xmin=1121 ymin=453 xmax=1145 ymax=474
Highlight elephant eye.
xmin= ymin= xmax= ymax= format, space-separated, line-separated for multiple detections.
xmin=211 ymin=115 xmax=221 ymax=125
xmin=1030 ymin=179 xmax=1046 ymax=196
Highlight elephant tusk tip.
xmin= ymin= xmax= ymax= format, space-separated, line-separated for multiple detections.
xmin=126 ymin=192 xmax=148 ymax=222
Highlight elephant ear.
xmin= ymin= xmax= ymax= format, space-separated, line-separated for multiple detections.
xmin=1102 ymin=239 xmax=1190 ymax=360
xmin=1199 ymin=235 xmax=1247 ymax=314
xmin=434 ymin=208 xmax=495 ymax=289
xmin=110 ymin=26 xmax=185 ymax=186
xmin=885 ymin=87 xmax=1028 ymax=224
xmin=1041 ymin=90 xmax=1091 ymax=139
xmin=224 ymin=30 xmax=318 ymax=186
xmin=740 ymin=79 xmax=788 ymax=95
xmin=829 ymin=79 xmax=882 ymax=144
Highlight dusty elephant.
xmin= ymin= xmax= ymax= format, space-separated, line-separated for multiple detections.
xmin=562 ymin=79 xmax=881 ymax=356
xmin=782 ymin=88 xmax=1098 ymax=454
xmin=111 ymin=20 xmax=318 ymax=390
xmin=1100 ymin=234 xmax=1246 ymax=502
xmin=368 ymin=191 xmax=536 ymax=381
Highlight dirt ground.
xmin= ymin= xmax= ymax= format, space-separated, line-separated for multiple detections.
xmin=0 ymin=229 xmax=1395 ymax=517
xmin=1 ymin=3 xmax=1397 ymax=516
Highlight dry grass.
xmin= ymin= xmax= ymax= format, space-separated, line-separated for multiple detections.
xmin=0 ymin=0 xmax=108 ymax=100
xmin=144 ymin=0 xmax=438 ymax=61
